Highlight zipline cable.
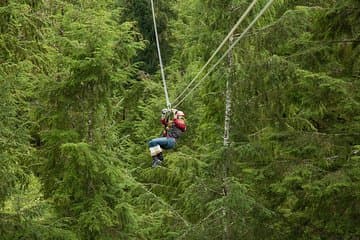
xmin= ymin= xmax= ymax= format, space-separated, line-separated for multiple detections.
xmin=125 ymin=169 xmax=190 ymax=226
xmin=173 ymin=0 xmax=275 ymax=108
xmin=150 ymin=0 xmax=171 ymax=108
xmin=173 ymin=0 xmax=258 ymax=104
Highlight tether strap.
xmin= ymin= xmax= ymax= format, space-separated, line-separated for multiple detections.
xmin=150 ymin=0 xmax=171 ymax=108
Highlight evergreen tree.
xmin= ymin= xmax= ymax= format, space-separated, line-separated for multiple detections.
xmin=0 ymin=1 xmax=76 ymax=238
xmin=1 ymin=0 xmax=359 ymax=239
xmin=162 ymin=0 xmax=360 ymax=238
xmin=34 ymin=0 xmax=145 ymax=238
xmin=117 ymin=0 xmax=176 ymax=74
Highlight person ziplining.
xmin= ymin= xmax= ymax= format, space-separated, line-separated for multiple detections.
xmin=148 ymin=109 xmax=187 ymax=167
xmin=148 ymin=0 xmax=187 ymax=167
xmin=148 ymin=0 xmax=275 ymax=167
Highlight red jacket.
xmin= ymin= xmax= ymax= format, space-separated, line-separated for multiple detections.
xmin=161 ymin=118 xmax=186 ymax=139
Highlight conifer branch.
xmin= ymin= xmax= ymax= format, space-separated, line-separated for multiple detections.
xmin=177 ymin=207 xmax=224 ymax=239
xmin=137 ymin=182 xmax=190 ymax=227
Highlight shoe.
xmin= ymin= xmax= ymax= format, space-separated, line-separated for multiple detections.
xmin=157 ymin=152 xmax=164 ymax=161
xmin=152 ymin=157 xmax=162 ymax=168
xmin=152 ymin=159 xmax=162 ymax=168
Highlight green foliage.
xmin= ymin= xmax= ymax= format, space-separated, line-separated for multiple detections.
xmin=165 ymin=0 xmax=360 ymax=239
xmin=117 ymin=0 xmax=176 ymax=73
xmin=0 ymin=175 xmax=77 ymax=240
xmin=0 ymin=0 xmax=49 ymax=236
xmin=1 ymin=0 xmax=359 ymax=239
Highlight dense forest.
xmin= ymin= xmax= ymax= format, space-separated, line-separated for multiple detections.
xmin=1 ymin=0 xmax=359 ymax=239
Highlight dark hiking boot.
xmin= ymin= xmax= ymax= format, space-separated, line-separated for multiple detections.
xmin=157 ymin=152 xmax=164 ymax=162
xmin=152 ymin=156 xmax=162 ymax=168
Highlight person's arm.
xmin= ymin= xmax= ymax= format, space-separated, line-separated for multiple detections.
xmin=161 ymin=109 xmax=169 ymax=125
xmin=160 ymin=109 xmax=171 ymax=136
xmin=174 ymin=118 xmax=186 ymax=132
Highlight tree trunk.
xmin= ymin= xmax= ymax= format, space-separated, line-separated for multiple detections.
xmin=222 ymin=34 xmax=234 ymax=240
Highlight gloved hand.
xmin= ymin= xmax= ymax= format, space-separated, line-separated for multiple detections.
xmin=161 ymin=108 xmax=169 ymax=118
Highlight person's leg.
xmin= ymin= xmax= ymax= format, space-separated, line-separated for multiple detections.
xmin=148 ymin=138 xmax=167 ymax=167
xmin=154 ymin=138 xmax=175 ymax=166
xmin=148 ymin=138 xmax=176 ymax=167
xmin=165 ymin=137 xmax=176 ymax=149
xmin=149 ymin=137 xmax=173 ymax=149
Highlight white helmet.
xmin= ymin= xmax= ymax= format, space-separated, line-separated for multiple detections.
xmin=175 ymin=110 xmax=185 ymax=119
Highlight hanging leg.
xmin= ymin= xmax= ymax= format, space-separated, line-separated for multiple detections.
xmin=149 ymin=144 xmax=163 ymax=167
xmin=151 ymin=156 xmax=162 ymax=168
xmin=148 ymin=137 xmax=174 ymax=168
xmin=157 ymin=152 xmax=164 ymax=161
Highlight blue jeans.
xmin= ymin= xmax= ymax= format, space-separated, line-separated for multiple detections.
xmin=148 ymin=137 xmax=176 ymax=150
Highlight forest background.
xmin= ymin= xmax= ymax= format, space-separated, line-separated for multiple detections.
xmin=0 ymin=0 xmax=359 ymax=239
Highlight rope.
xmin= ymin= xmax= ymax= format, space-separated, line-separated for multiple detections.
xmin=173 ymin=0 xmax=275 ymax=108
xmin=125 ymin=168 xmax=190 ymax=227
xmin=138 ymin=182 xmax=190 ymax=226
xmin=178 ymin=207 xmax=224 ymax=239
xmin=173 ymin=0 xmax=258 ymax=104
xmin=150 ymin=0 xmax=171 ymax=108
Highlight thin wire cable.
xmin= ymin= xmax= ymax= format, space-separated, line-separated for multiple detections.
xmin=173 ymin=0 xmax=275 ymax=108
xmin=150 ymin=0 xmax=171 ymax=108
xmin=173 ymin=0 xmax=258 ymax=104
